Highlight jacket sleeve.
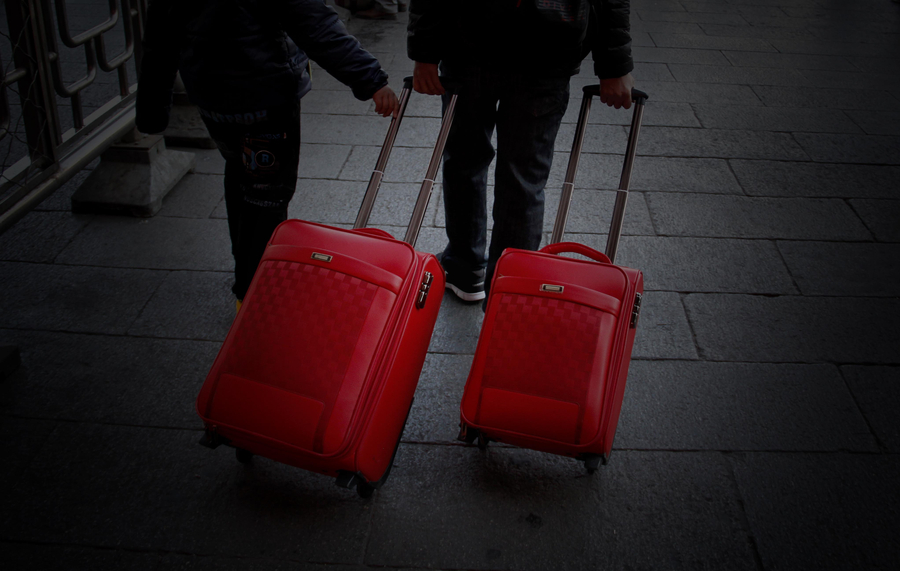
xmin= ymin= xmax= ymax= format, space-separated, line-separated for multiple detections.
xmin=590 ymin=0 xmax=634 ymax=79
xmin=135 ymin=0 xmax=180 ymax=134
xmin=278 ymin=0 xmax=388 ymax=101
xmin=407 ymin=0 xmax=446 ymax=64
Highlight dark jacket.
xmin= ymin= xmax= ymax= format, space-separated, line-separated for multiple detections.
xmin=407 ymin=0 xmax=633 ymax=79
xmin=137 ymin=0 xmax=389 ymax=134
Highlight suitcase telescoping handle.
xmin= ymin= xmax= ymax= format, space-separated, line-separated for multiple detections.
xmin=353 ymin=76 xmax=460 ymax=249
xmin=404 ymin=78 xmax=459 ymax=246
xmin=353 ymin=77 xmax=414 ymax=230
xmin=549 ymin=87 xmax=649 ymax=264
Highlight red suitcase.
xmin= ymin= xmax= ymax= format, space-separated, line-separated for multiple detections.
xmin=458 ymin=87 xmax=649 ymax=472
xmin=196 ymin=78 xmax=457 ymax=497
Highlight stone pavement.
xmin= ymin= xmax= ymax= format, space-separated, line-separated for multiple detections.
xmin=2 ymin=0 xmax=899 ymax=569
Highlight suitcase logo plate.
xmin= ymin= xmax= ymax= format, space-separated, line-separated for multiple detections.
xmin=541 ymin=284 xmax=564 ymax=293
xmin=311 ymin=252 xmax=333 ymax=263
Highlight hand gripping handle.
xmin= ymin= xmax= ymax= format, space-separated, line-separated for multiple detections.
xmin=540 ymin=242 xmax=611 ymax=264
xmin=549 ymin=87 xmax=648 ymax=264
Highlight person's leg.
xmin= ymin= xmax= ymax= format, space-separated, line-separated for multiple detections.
xmin=439 ymin=65 xmax=499 ymax=301
xmin=202 ymin=103 xmax=301 ymax=301
xmin=488 ymin=75 xmax=570 ymax=292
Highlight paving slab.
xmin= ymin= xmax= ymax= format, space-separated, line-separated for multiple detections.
xmin=302 ymin=113 xmax=402 ymax=147
xmin=157 ymin=172 xmax=225 ymax=219
xmin=0 ymin=210 xmax=93 ymax=263
xmin=632 ymin=46 xmax=731 ymax=66
xmin=576 ymin=155 xmax=742 ymax=194
xmin=155 ymin=554 xmax=373 ymax=571
xmin=664 ymin=1 xmax=736 ymax=14
xmin=404 ymin=353 xmax=473 ymax=444
xmin=427 ymin=295 xmax=485 ymax=356
xmin=848 ymin=199 xmax=900 ymax=242
xmin=32 ymin=158 xmax=99 ymax=211
xmin=615 ymin=235 xmax=798 ymax=295
xmin=845 ymin=55 xmax=900 ymax=74
xmin=692 ymin=104 xmax=862 ymax=134
xmin=0 ymin=262 xmax=165 ymax=334
xmin=730 ymin=160 xmax=900 ymax=199
xmin=290 ymin=180 xmax=439 ymax=228
xmin=632 ymin=19 xmax=704 ymax=35
xmin=616 ymin=360 xmax=878 ymax=452
xmin=638 ymin=127 xmax=809 ymax=160
xmin=544 ymin=188 xmax=655 ymax=236
xmin=562 ymin=100 xmax=698 ymax=128
xmin=339 ymin=145 xmax=437 ymax=183
xmin=630 ymin=291 xmax=700 ymax=360
xmin=0 ymin=423 xmax=374 ymax=562
xmin=721 ymin=50 xmax=859 ymax=71
xmin=636 ymin=10 xmax=747 ymax=26
xmin=2 ymin=542 xmax=159 ymax=571
xmin=769 ymin=38 xmax=897 ymax=58
xmin=841 ymin=366 xmax=900 ymax=453
xmin=632 ymin=0 xmax=685 ymax=13
xmin=669 ymin=64 xmax=810 ymax=87
xmin=799 ymin=69 xmax=900 ymax=92
xmin=729 ymin=453 xmax=900 ymax=571
xmin=0 ymin=416 xmax=57 ymax=492
xmin=752 ymin=85 xmax=900 ymax=111
xmin=557 ymin=123 xmax=628 ymax=155
xmin=0 ymin=329 xmax=218 ymax=427
xmin=778 ymin=242 xmax=900 ymax=297
xmin=843 ymin=109 xmax=900 ymax=137
xmin=698 ymin=23 xmax=817 ymax=41
xmin=634 ymin=81 xmax=764 ymax=105
xmin=297 ymin=143 xmax=354 ymax=180
xmin=367 ymin=446 xmax=757 ymax=571
xmin=650 ymin=32 xmax=779 ymax=52
xmin=189 ymin=148 xmax=227 ymax=175
xmin=301 ymin=89 xmax=372 ymax=115
xmin=793 ymin=133 xmax=900 ymax=165
xmin=55 ymin=216 xmax=233 ymax=271
xmin=128 ymin=270 xmax=236 ymax=341
xmin=684 ymin=294 xmax=900 ymax=364
xmin=645 ymin=194 xmax=871 ymax=240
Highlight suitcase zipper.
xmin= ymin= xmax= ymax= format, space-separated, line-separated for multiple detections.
xmin=415 ymin=271 xmax=434 ymax=309
xmin=630 ymin=292 xmax=642 ymax=329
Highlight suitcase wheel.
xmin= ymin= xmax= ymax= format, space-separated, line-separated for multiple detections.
xmin=583 ymin=454 xmax=604 ymax=474
xmin=235 ymin=448 xmax=253 ymax=464
xmin=356 ymin=481 xmax=376 ymax=499
xmin=336 ymin=471 xmax=377 ymax=499
xmin=457 ymin=423 xmax=479 ymax=444
xmin=477 ymin=432 xmax=490 ymax=451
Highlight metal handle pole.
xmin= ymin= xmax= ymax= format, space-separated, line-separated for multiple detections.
xmin=550 ymin=93 xmax=593 ymax=245
xmin=353 ymin=78 xmax=414 ymax=229
xmin=604 ymin=98 xmax=646 ymax=264
xmin=403 ymin=90 xmax=458 ymax=247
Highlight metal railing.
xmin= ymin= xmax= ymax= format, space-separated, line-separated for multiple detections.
xmin=0 ymin=0 xmax=147 ymax=233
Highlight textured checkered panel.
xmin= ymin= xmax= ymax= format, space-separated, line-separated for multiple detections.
xmin=482 ymin=293 xmax=605 ymax=407
xmin=225 ymin=260 xmax=378 ymax=408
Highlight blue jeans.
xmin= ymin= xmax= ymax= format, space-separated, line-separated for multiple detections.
xmin=439 ymin=64 xmax=570 ymax=293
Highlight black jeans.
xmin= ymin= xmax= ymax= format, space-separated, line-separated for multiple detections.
xmin=200 ymin=103 xmax=301 ymax=300
xmin=439 ymin=64 xmax=570 ymax=294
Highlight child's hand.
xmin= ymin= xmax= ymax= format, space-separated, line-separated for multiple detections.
xmin=373 ymin=86 xmax=400 ymax=118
